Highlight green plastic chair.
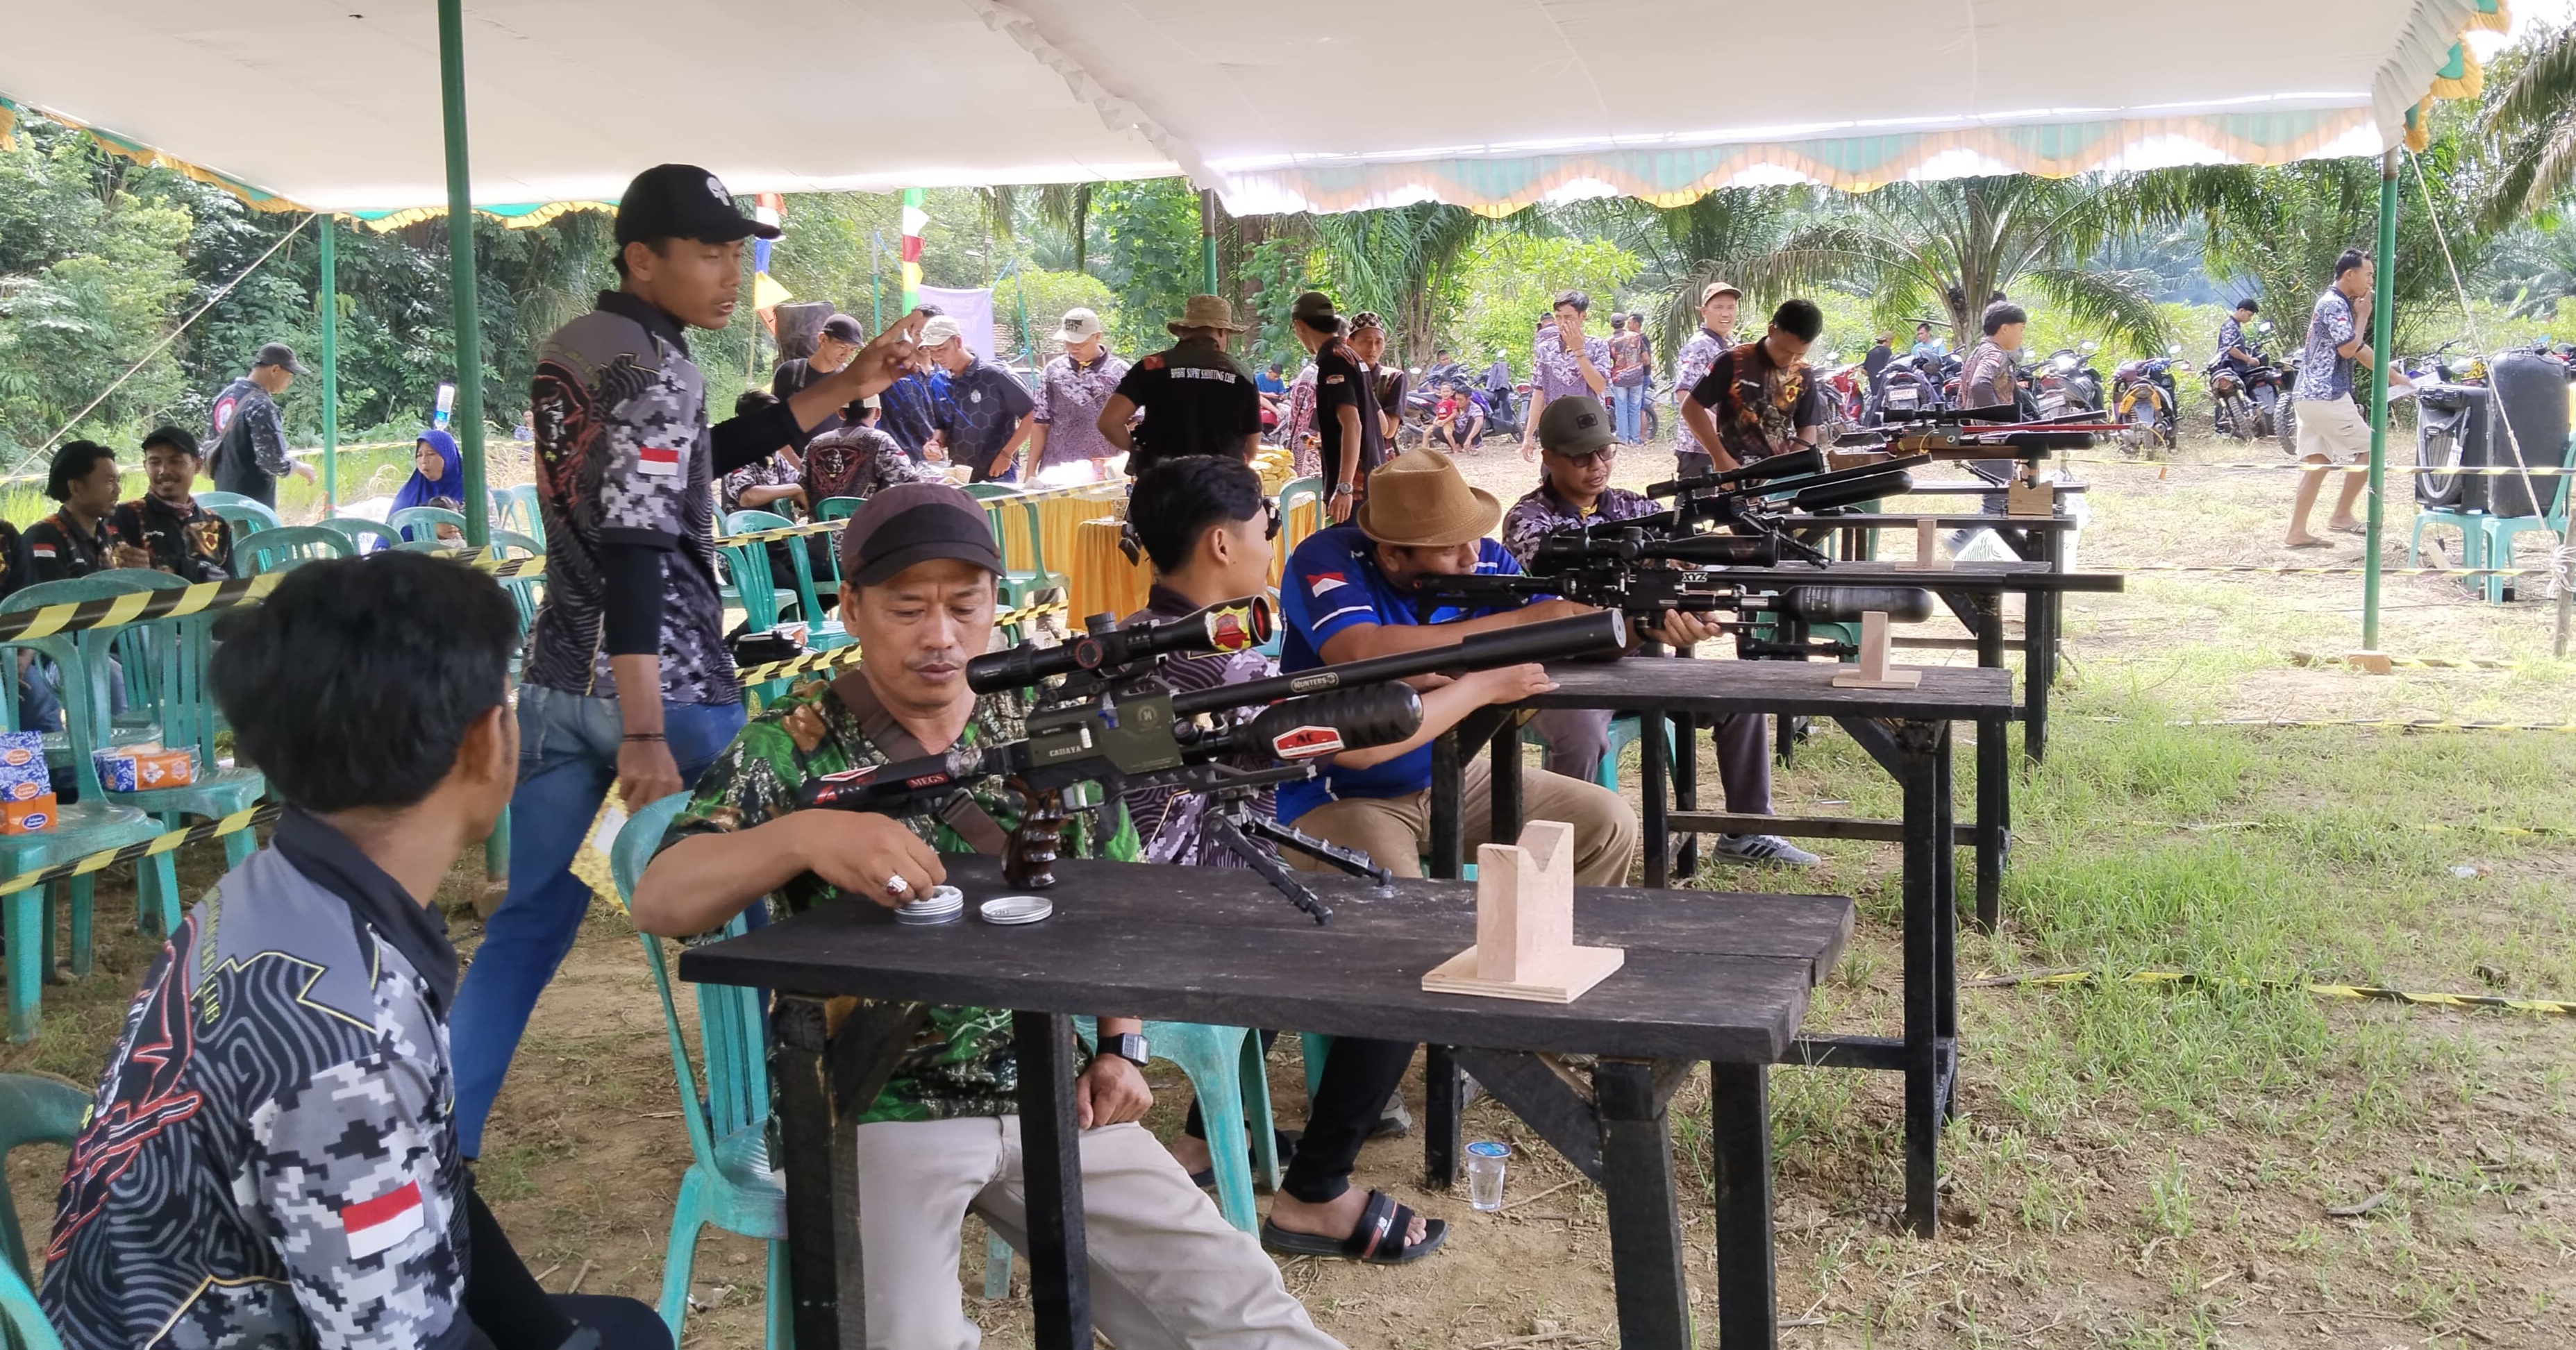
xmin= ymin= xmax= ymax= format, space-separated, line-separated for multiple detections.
xmin=0 ymin=1073 xmax=80 ymax=1348
xmin=494 ymin=483 xmax=546 ymax=546
xmin=317 ymin=516 xmax=402 ymax=555
xmin=196 ymin=491 xmax=281 ymax=562
xmin=235 ymin=525 xmax=353 ymax=577
xmin=724 ymin=512 xmax=846 ymax=652
xmin=1072 ymin=1017 xmax=1280 ymax=1233
xmin=85 ymin=596 xmax=266 ymax=875
xmin=2476 ymin=432 xmax=2576 ymax=602
xmin=1519 ymin=715 xmax=1666 ymax=792
xmin=18 ymin=571 xmax=179 ymax=749
xmin=388 ymin=506 xmax=470 ymax=546
xmin=0 ymin=626 xmax=181 ymax=1041
xmin=1276 ymin=475 xmax=1325 ymax=543
xmin=816 ymin=496 xmax=864 ymax=522
xmin=962 ymin=484 xmax=1068 ymax=627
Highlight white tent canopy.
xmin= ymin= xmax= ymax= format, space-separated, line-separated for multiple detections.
xmin=0 ymin=0 xmax=2492 ymax=216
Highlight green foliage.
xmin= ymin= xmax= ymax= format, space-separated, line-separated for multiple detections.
xmin=1090 ymin=180 xmax=1201 ymax=357
xmin=1446 ymin=234 xmax=1644 ymax=379
xmin=999 ymin=268 xmax=1117 ymax=365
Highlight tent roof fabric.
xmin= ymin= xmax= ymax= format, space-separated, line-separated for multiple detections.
xmin=0 ymin=0 xmax=2492 ymax=216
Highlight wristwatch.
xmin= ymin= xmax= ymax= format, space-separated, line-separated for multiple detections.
xmin=1103 ymin=1032 xmax=1151 ymax=1068
xmin=1332 ymin=481 xmax=1356 ymax=496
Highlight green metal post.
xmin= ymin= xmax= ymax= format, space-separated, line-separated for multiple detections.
xmin=438 ymin=0 xmax=489 ymax=548
xmin=2361 ymin=148 xmax=2398 ymax=652
xmin=1198 ymin=188 xmax=1219 ymax=296
xmin=901 ymin=187 xmax=923 ymax=314
xmin=317 ymin=214 xmax=338 ymax=512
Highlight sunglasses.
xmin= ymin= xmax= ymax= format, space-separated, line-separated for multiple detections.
xmin=1547 ymin=444 xmax=1620 ymax=469
xmin=1260 ymin=497 xmax=1284 ymax=539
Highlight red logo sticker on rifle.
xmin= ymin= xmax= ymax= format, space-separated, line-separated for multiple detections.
xmin=1271 ymin=726 xmax=1345 ymax=759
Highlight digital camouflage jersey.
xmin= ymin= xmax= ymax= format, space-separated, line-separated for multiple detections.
xmin=660 ymin=678 xmax=1139 ymax=1124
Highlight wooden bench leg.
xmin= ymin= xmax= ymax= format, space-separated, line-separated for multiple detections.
xmin=1709 ymin=1063 xmax=1778 ymax=1350
xmin=1597 ymin=1060 xmax=1691 ymax=1350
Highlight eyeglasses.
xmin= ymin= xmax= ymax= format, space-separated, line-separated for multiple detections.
xmin=1547 ymin=444 xmax=1619 ymax=469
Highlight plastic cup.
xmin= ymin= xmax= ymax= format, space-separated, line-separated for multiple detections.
xmin=1464 ymin=1140 xmax=1508 ymax=1211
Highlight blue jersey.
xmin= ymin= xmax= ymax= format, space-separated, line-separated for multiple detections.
xmin=1276 ymin=524 xmax=1521 ymax=823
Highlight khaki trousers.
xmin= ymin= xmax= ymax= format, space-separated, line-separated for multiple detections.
xmin=1283 ymin=759 xmax=1638 ymax=885
xmin=852 ymin=1117 xmax=1342 ymax=1350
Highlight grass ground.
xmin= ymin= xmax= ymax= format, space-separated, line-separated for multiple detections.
xmin=2 ymin=428 xmax=2570 ymax=1347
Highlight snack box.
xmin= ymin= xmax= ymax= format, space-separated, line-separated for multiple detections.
xmin=0 ymin=793 xmax=56 ymax=835
xmin=94 ymin=746 xmax=199 ymax=793
xmin=0 ymin=731 xmax=46 ymax=793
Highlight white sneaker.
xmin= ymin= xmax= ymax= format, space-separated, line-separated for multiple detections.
xmin=1712 ymin=834 xmax=1819 ymax=866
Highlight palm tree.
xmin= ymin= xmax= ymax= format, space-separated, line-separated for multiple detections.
xmin=1734 ymin=176 xmax=2175 ymax=352
xmin=2477 ymin=21 xmax=2576 ymax=229
xmin=1307 ymin=203 xmax=1492 ymax=359
xmin=1558 ymin=189 xmax=1800 ymax=360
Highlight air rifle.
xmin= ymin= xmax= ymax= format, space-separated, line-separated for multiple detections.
xmin=794 ymin=600 xmax=1628 ymax=922
xmin=1628 ymin=449 xmax=1928 ymax=562
xmin=1407 ymin=532 xmax=1934 ymax=657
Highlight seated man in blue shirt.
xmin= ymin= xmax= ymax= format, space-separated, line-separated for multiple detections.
xmin=1268 ymin=447 xmax=1641 ymax=1263
xmin=42 ymin=551 xmax=668 ymax=1350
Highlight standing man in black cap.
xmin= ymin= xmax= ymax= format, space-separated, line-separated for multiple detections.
xmin=206 ymin=341 xmax=313 ymax=508
xmin=772 ymin=312 xmax=868 ymax=438
xmin=447 ymin=164 xmax=923 ymax=1158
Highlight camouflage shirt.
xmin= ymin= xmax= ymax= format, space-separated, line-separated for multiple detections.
xmin=43 ymin=811 xmax=472 ymax=1350
xmin=525 ymin=289 xmax=739 ymax=704
xmin=660 ymin=677 xmax=1139 ymax=1124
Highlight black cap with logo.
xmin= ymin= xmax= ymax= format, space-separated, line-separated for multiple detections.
xmin=614 ymin=164 xmax=782 ymax=246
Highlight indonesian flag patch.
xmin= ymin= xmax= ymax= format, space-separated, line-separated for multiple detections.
xmin=341 ymin=1180 xmax=425 ymax=1258
xmin=1307 ymin=571 xmax=1347 ymax=594
xmin=637 ymin=445 xmax=683 ymax=477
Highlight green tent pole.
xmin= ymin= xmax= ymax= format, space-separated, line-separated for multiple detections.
xmin=901 ymin=188 xmax=923 ymax=313
xmin=317 ymin=214 xmax=338 ymax=512
xmin=438 ymin=0 xmax=489 ymax=548
xmin=870 ymin=230 xmax=884 ymax=330
xmin=1198 ymin=187 xmax=1219 ymax=296
xmin=2361 ymin=147 xmax=2398 ymax=653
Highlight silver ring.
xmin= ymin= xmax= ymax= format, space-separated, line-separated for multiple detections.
xmin=884 ymin=874 xmax=911 ymax=898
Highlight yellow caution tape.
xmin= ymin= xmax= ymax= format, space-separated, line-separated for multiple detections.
xmin=2171 ymin=820 xmax=2564 ymax=837
xmin=0 ymin=550 xmax=546 ymax=646
xmin=2148 ymin=716 xmax=2576 ymax=732
xmin=2288 ymin=651 xmax=2523 ymax=670
xmin=0 ymin=805 xmax=278 ymax=899
xmin=1968 ymin=968 xmax=2576 ymax=1017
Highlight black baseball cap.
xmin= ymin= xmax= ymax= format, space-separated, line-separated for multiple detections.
xmin=253 ymin=341 xmax=308 ymax=375
xmin=838 ymin=482 xmax=1004 ymax=587
xmin=614 ymin=164 xmax=781 ymax=247
xmin=819 ymin=314 xmax=866 ymax=344
xmin=1291 ymin=291 xmax=1337 ymax=328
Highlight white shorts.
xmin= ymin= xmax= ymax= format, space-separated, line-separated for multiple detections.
xmin=2295 ymin=396 xmax=2370 ymax=462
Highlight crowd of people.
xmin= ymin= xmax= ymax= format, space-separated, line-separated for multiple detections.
xmin=22 ymin=156 xmax=2416 ymax=1349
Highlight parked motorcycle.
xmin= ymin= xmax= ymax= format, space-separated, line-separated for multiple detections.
xmin=2027 ymin=341 xmax=2103 ymax=416
xmin=1869 ymin=351 xmax=1948 ymax=423
xmin=2111 ymin=344 xmax=2184 ymax=452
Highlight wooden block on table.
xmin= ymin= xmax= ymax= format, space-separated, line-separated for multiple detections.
xmin=2006 ymin=480 xmax=2055 ymax=517
xmin=1894 ymin=516 xmax=1953 ymax=571
xmin=1831 ymin=609 xmax=1925 ymax=689
xmin=1422 ymin=820 xmax=1626 ymax=1004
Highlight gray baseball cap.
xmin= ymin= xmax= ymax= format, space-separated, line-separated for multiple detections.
xmin=253 ymin=341 xmax=309 ymax=376
xmin=837 ymin=482 xmax=1004 ymax=587
xmin=1537 ymin=394 xmax=1615 ymax=455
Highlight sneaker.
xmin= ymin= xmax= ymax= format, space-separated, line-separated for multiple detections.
xmin=1712 ymin=833 xmax=1819 ymax=866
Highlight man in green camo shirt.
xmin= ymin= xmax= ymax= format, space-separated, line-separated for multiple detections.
xmin=634 ymin=482 xmax=1339 ymax=1349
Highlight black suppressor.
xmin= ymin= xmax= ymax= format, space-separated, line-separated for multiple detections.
xmin=1773 ymin=587 xmax=1936 ymax=624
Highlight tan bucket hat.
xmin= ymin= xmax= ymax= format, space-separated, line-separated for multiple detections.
xmin=1354 ymin=447 xmax=1501 ymax=548
xmin=1167 ymin=294 xmax=1247 ymax=335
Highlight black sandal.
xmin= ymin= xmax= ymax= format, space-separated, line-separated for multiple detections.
xmin=1260 ymin=1188 xmax=1448 ymax=1265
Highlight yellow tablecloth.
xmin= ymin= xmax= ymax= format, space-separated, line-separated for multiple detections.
xmin=1070 ymin=516 xmax=1152 ymax=625
xmin=1001 ymin=484 xmax=1126 ymax=575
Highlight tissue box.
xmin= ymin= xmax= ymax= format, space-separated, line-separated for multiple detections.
xmin=1 ymin=793 xmax=56 ymax=834
xmin=95 ymin=747 xmax=200 ymax=793
xmin=0 ymin=732 xmax=46 ymax=793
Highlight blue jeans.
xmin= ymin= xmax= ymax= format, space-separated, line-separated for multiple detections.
xmin=1610 ymin=383 xmax=1645 ymax=442
xmin=448 ymin=684 xmax=746 ymax=1157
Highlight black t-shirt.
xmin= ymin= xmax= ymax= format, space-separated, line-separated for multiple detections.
xmin=771 ymin=357 xmax=844 ymax=437
xmin=26 ymin=511 xmax=115 ymax=583
xmin=112 ymin=494 xmax=234 ymax=582
xmin=1311 ymin=338 xmax=1384 ymax=490
xmin=1113 ymin=339 xmax=1262 ymax=478
xmin=1370 ymin=364 xmax=1408 ymax=433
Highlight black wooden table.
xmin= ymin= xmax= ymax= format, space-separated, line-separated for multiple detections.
xmin=1430 ymin=657 xmax=2013 ymax=1235
xmin=678 ymin=855 xmax=1853 ymax=1350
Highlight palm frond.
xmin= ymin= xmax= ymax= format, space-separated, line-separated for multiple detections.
xmin=2018 ymin=266 xmax=2172 ymax=350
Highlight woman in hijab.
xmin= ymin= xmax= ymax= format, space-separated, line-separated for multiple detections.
xmin=393 ymin=430 xmax=468 ymax=541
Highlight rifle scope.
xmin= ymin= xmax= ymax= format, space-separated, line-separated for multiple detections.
xmin=1177 ymin=610 xmax=1625 ymax=715
xmin=967 ymin=595 xmax=1276 ymax=693
xmin=1529 ymin=530 xmax=1778 ymax=573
